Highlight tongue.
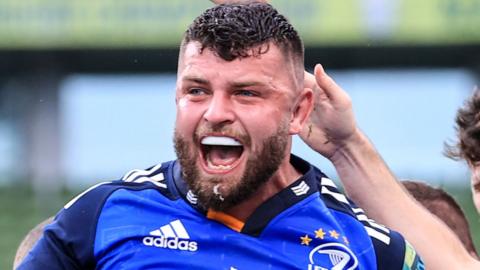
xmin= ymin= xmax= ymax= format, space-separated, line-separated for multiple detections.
xmin=207 ymin=146 xmax=242 ymax=166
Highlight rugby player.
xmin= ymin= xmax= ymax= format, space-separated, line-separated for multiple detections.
xmin=445 ymin=88 xmax=480 ymax=214
xmin=17 ymin=3 xmax=423 ymax=269
xmin=402 ymin=180 xmax=478 ymax=259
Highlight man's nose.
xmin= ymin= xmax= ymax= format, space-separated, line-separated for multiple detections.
xmin=203 ymin=94 xmax=235 ymax=125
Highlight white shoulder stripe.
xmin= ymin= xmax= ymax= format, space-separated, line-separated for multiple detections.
xmin=64 ymin=181 xmax=112 ymax=209
xmin=150 ymin=173 xmax=165 ymax=182
xmin=356 ymin=214 xmax=390 ymax=233
xmin=365 ymin=226 xmax=391 ymax=245
xmin=320 ymin=182 xmax=391 ymax=245
xmin=131 ymin=175 xmax=167 ymax=189
xmin=320 ymin=177 xmax=337 ymax=188
xmin=122 ymin=169 xmax=140 ymax=181
xmin=352 ymin=207 xmax=364 ymax=214
xmin=321 ymin=186 xmax=350 ymax=205
xmin=123 ymin=163 xmax=163 ymax=182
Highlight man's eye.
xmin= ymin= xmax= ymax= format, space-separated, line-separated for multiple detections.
xmin=235 ymin=90 xmax=257 ymax=97
xmin=188 ymin=88 xmax=206 ymax=95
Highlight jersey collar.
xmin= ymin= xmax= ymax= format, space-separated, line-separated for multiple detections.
xmin=172 ymin=154 xmax=321 ymax=236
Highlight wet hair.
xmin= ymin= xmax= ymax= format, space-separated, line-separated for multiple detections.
xmin=402 ymin=180 xmax=479 ymax=258
xmin=181 ymin=2 xmax=304 ymax=77
xmin=445 ymin=88 xmax=480 ymax=164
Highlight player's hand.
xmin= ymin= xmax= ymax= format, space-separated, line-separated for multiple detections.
xmin=299 ymin=64 xmax=358 ymax=159
xmin=210 ymin=0 xmax=268 ymax=4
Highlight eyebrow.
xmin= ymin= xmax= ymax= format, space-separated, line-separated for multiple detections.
xmin=182 ymin=76 xmax=268 ymax=89
xmin=182 ymin=76 xmax=209 ymax=85
xmin=230 ymin=81 xmax=267 ymax=88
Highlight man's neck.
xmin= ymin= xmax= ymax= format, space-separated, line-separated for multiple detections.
xmin=224 ymin=158 xmax=302 ymax=222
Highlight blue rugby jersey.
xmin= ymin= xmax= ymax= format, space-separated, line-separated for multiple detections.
xmin=18 ymin=155 xmax=423 ymax=269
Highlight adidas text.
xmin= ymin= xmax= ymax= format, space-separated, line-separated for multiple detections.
xmin=143 ymin=236 xmax=198 ymax=252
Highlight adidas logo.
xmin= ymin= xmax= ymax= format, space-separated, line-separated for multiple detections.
xmin=143 ymin=219 xmax=198 ymax=252
xmin=291 ymin=181 xmax=310 ymax=196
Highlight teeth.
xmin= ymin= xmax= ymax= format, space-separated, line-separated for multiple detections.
xmin=207 ymin=160 xmax=232 ymax=170
xmin=201 ymin=136 xmax=242 ymax=146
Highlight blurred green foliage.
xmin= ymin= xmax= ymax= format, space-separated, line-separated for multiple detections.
xmin=1 ymin=184 xmax=478 ymax=269
xmin=1 ymin=0 xmax=480 ymax=49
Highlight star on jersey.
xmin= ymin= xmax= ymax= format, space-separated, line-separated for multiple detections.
xmin=299 ymin=228 xmax=350 ymax=246
xmin=329 ymin=230 xmax=340 ymax=239
xmin=300 ymin=235 xmax=313 ymax=245
xmin=314 ymin=228 xmax=326 ymax=239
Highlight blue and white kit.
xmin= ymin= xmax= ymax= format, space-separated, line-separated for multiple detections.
xmin=18 ymin=155 xmax=423 ymax=269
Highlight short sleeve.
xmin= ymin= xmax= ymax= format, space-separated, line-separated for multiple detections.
xmin=17 ymin=182 xmax=116 ymax=270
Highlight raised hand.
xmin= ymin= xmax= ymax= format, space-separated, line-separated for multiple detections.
xmin=299 ymin=64 xmax=358 ymax=159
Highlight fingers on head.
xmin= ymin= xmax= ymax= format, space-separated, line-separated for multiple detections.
xmin=313 ymin=64 xmax=351 ymax=105
xmin=314 ymin=64 xmax=335 ymax=88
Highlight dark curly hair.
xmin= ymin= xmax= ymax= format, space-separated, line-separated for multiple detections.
xmin=445 ymin=87 xmax=480 ymax=164
xmin=181 ymin=2 xmax=303 ymax=75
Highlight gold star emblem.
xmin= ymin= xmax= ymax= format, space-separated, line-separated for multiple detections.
xmin=343 ymin=236 xmax=349 ymax=245
xmin=314 ymin=228 xmax=326 ymax=239
xmin=329 ymin=230 xmax=339 ymax=239
xmin=300 ymin=235 xmax=312 ymax=245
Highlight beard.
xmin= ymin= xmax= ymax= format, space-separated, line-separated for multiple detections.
xmin=174 ymin=123 xmax=289 ymax=211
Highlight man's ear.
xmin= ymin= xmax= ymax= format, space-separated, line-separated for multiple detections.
xmin=289 ymin=87 xmax=313 ymax=135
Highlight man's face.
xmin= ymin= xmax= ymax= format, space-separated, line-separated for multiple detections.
xmin=469 ymin=163 xmax=480 ymax=214
xmin=174 ymin=42 xmax=301 ymax=210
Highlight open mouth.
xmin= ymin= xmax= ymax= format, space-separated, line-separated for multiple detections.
xmin=200 ymin=136 xmax=244 ymax=173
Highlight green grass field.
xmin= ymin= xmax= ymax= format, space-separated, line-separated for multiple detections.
xmin=1 ymin=184 xmax=479 ymax=269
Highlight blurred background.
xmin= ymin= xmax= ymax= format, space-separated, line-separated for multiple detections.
xmin=0 ymin=0 xmax=479 ymax=268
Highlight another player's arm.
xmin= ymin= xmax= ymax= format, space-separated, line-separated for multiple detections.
xmin=13 ymin=217 xmax=54 ymax=269
xmin=300 ymin=64 xmax=480 ymax=269
xmin=15 ymin=183 xmax=114 ymax=270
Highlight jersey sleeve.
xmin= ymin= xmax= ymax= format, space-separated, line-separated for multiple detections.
xmin=371 ymin=228 xmax=424 ymax=270
xmin=16 ymin=182 xmax=115 ymax=270
xmin=347 ymin=202 xmax=424 ymax=269
xmin=316 ymin=174 xmax=424 ymax=270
